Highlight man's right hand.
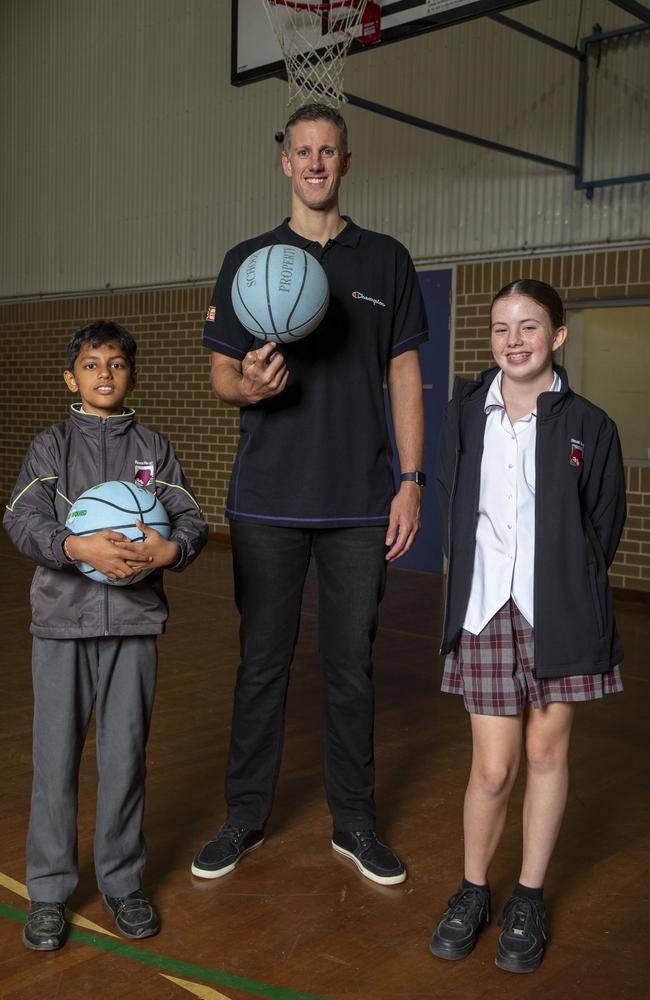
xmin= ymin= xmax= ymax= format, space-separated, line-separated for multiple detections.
xmin=240 ymin=343 xmax=289 ymax=404
xmin=65 ymin=531 xmax=153 ymax=580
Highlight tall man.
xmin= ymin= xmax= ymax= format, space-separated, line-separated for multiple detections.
xmin=193 ymin=104 xmax=427 ymax=885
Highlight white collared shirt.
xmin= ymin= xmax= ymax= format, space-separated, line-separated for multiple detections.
xmin=462 ymin=370 xmax=561 ymax=634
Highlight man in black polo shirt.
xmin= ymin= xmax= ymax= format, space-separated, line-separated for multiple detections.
xmin=192 ymin=104 xmax=427 ymax=886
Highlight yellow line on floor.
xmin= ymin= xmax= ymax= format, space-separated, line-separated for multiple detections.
xmin=0 ymin=605 xmax=31 ymax=616
xmin=0 ymin=871 xmax=119 ymax=938
xmin=161 ymin=974 xmax=234 ymax=999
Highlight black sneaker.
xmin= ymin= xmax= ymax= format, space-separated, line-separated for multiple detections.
xmin=429 ymin=884 xmax=491 ymax=960
xmin=331 ymin=830 xmax=406 ymax=885
xmin=496 ymin=894 xmax=547 ymax=974
xmin=22 ymin=901 xmax=67 ymax=951
xmin=191 ymin=823 xmax=265 ymax=879
xmin=102 ymin=890 xmax=160 ymax=939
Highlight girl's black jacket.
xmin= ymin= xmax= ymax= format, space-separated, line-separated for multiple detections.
xmin=436 ymin=365 xmax=626 ymax=679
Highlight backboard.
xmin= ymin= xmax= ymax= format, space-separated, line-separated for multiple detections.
xmin=232 ymin=0 xmax=539 ymax=86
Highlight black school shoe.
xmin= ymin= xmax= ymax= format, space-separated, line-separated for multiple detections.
xmin=22 ymin=901 xmax=67 ymax=951
xmin=331 ymin=830 xmax=407 ymax=885
xmin=429 ymin=884 xmax=491 ymax=960
xmin=102 ymin=890 xmax=160 ymax=939
xmin=496 ymin=894 xmax=547 ymax=973
xmin=191 ymin=823 xmax=265 ymax=879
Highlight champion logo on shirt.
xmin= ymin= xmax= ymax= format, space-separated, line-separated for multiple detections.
xmin=569 ymin=439 xmax=584 ymax=469
xmin=135 ymin=461 xmax=155 ymax=487
xmin=206 ymin=306 xmax=216 ymax=322
xmin=352 ymin=290 xmax=386 ymax=308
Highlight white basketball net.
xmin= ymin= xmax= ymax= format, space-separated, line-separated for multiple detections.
xmin=262 ymin=0 xmax=370 ymax=107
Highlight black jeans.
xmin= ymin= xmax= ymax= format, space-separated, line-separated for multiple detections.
xmin=226 ymin=521 xmax=388 ymax=831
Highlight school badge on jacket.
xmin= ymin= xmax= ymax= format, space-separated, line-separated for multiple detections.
xmin=135 ymin=461 xmax=155 ymax=487
xmin=569 ymin=439 xmax=584 ymax=469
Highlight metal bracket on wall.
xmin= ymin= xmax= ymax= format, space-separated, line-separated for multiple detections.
xmin=575 ymin=22 xmax=650 ymax=197
xmin=273 ymin=4 xmax=649 ymax=201
xmin=489 ymin=11 xmax=583 ymax=58
xmin=339 ymin=92 xmax=577 ymax=173
xmin=607 ymin=0 xmax=650 ymax=24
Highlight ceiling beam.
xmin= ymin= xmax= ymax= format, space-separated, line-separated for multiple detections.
xmin=490 ymin=12 xmax=582 ymax=57
xmin=607 ymin=0 xmax=650 ymax=24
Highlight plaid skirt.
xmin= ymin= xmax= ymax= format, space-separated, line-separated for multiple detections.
xmin=442 ymin=600 xmax=623 ymax=716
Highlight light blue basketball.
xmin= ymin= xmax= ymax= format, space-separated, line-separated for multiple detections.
xmin=231 ymin=243 xmax=329 ymax=344
xmin=65 ymin=480 xmax=171 ymax=586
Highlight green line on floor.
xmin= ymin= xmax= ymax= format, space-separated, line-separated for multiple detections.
xmin=0 ymin=901 xmax=328 ymax=1000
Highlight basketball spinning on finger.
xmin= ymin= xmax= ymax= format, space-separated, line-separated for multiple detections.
xmin=231 ymin=244 xmax=329 ymax=344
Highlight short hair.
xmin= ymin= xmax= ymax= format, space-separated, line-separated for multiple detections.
xmin=281 ymin=103 xmax=348 ymax=157
xmin=491 ymin=279 xmax=565 ymax=330
xmin=65 ymin=320 xmax=137 ymax=373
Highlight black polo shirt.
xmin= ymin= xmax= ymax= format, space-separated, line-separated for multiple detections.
xmin=203 ymin=218 xmax=428 ymax=528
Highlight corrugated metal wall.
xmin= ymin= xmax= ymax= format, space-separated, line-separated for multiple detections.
xmin=1 ymin=0 xmax=648 ymax=297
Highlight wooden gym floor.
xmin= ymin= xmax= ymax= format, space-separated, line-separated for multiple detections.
xmin=0 ymin=532 xmax=648 ymax=1000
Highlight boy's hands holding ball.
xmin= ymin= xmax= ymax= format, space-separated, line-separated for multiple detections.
xmin=65 ymin=531 xmax=153 ymax=581
xmin=119 ymin=521 xmax=180 ymax=572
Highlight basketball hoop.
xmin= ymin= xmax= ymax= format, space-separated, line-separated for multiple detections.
xmin=262 ymin=0 xmax=381 ymax=108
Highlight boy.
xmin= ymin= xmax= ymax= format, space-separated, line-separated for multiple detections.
xmin=4 ymin=320 xmax=207 ymax=950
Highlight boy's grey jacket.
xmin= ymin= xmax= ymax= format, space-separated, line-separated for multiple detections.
xmin=3 ymin=405 xmax=208 ymax=638
xmin=436 ymin=365 xmax=626 ymax=679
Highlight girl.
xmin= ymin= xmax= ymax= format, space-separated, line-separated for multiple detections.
xmin=431 ymin=279 xmax=626 ymax=974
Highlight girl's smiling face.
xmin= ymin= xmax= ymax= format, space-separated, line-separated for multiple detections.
xmin=490 ymin=294 xmax=567 ymax=385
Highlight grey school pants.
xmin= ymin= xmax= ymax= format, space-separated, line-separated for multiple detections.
xmin=27 ymin=635 xmax=157 ymax=902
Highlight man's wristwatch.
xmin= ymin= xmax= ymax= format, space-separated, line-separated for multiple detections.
xmin=400 ymin=471 xmax=426 ymax=487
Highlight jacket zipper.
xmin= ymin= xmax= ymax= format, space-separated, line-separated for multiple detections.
xmin=532 ymin=409 xmax=542 ymax=668
xmin=440 ymin=398 xmax=486 ymax=655
xmin=439 ymin=445 xmax=460 ymax=653
xmin=101 ymin=419 xmax=109 ymax=635
xmin=441 ymin=450 xmax=482 ymax=653
xmin=101 ymin=419 xmax=108 ymax=481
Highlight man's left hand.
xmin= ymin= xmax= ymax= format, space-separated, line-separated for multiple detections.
xmin=385 ymin=483 xmax=421 ymax=562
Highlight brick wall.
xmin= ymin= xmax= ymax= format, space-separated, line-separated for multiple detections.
xmin=1 ymin=246 xmax=648 ymax=589
xmin=618 ymin=465 xmax=650 ymax=593
xmin=0 ymin=287 xmax=238 ymax=534
xmin=454 ymin=247 xmax=650 ymax=594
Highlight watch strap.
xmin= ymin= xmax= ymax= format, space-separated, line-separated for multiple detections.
xmin=400 ymin=471 xmax=426 ymax=486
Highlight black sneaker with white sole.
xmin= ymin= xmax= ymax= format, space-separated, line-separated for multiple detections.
xmin=22 ymin=901 xmax=67 ymax=951
xmin=191 ymin=823 xmax=265 ymax=879
xmin=331 ymin=830 xmax=406 ymax=885
xmin=429 ymin=884 xmax=491 ymax=961
xmin=496 ymin=894 xmax=547 ymax=974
